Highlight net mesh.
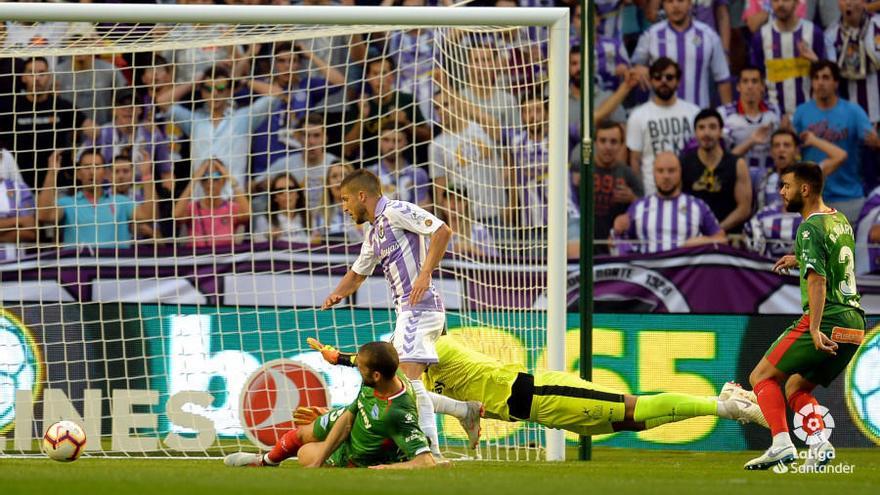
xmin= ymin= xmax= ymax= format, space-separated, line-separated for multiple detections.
xmin=0 ymin=14 xmax=562 ymax=460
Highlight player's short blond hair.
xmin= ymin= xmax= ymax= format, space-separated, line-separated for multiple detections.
xmin=340 ymin=168 xmax=382 ymax=197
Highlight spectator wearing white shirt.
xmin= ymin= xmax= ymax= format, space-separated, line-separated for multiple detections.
xmin=627 ymin=57 xmax=701 ymax=195
xmin=155 ymin=66 xmax=282 ymax=188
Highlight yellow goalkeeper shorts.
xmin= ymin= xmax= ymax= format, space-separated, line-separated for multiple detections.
xmin=528 ymin=370 xmax=627 ymax=436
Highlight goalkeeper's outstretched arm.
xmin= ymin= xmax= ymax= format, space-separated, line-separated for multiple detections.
xmin=307 ymin=337 xmax=357 ymax=367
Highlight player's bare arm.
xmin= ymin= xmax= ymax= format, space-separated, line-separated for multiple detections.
xmin=806 ymin=270 xmax=838 ymax=355
xmin=322 ymin=270 xmax=368 ymax=309
xmin=410 ymin=223 xmax=452 ymax=305
xmin=369 ymin=451 xmax=437 ymax=470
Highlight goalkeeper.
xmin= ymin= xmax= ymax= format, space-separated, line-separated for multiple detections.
xmin=309 ymin=335 xmax=768 ymax=435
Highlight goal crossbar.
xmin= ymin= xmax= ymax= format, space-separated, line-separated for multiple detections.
xmin=0 ymin=4 xmax=567 ymax=27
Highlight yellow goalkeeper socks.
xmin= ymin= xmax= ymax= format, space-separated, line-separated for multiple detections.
xmin=633 ymin=393 xmax=718 ymax=430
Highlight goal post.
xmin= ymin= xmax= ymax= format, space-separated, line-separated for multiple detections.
xmin=0 ymin=3 xmax=570 ymax=460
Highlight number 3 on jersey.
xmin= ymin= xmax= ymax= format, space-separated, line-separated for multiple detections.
xmin=839 ymin=245 xmax=857 ymax=296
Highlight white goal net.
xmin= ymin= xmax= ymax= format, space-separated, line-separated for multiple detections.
xmin=0 ymin=4 xmax=570 ymax=460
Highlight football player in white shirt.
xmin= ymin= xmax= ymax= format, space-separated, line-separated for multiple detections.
xmin=322 ymin=169 xmax=481 ymax=458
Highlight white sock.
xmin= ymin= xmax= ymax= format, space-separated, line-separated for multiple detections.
xmin=410 ymin=379 xmax=441 ymax=457
xmin=772 ymin=431 xmax=794 ymax=449
xmin=429 ymin=391 xmax=469 ymax=419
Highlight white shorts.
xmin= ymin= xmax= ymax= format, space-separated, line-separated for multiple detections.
xmin=391 ymin=310 xmax=445 ymax=364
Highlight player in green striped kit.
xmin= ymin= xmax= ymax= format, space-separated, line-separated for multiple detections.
xmin=745 ymin=162 xmax=866 ymax=471
xmin=225 ymin=342 xmax=436 ymax=469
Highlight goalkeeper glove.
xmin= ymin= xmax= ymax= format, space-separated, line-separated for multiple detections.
xmin=293 ymin=406 xmax=329 ymax=425
xmin=307 ymin=337 xmax=340 ymax=365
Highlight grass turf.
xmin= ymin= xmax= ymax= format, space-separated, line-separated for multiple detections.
xmin=1 ymin=448 xmax=877 ymax=495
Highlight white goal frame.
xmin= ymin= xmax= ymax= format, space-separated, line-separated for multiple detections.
xmin=0 ymin=1 xmax=571 ymax=461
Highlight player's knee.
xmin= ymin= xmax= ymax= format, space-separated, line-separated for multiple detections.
xmin=296 ymin=443 xmax=321 ymax=467
xmin=784 ymin=375 xmax=814 ymax=399
xmin=749 ymin=360 xmax=780 ymax=387
xmin=399 ymin=362 xmax=426 ymax=379
xmin=748 ymin=368 xmax=763 ymax=387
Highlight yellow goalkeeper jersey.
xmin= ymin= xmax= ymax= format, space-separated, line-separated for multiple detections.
xmin=424 ymin=335 xmax=524 ymax=421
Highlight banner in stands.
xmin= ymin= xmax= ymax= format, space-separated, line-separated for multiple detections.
xmin=4 ymin=305 xmax=877 ymax=452
xmin=5 ymin=244 xmax=880 ymax=313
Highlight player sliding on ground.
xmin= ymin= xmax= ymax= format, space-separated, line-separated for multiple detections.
xmin=307 ymin=335 xmax=768 ymax=437
xmin=321 ymin=169 xmax=481 ymax=457
xmin=744 ymin=162 xmax=866 ymax=471
xmin=225 ymin=342 xmax=438 ymax=469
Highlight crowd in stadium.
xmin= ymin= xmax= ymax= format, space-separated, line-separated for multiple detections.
xmin=2 ymin=0 xmax=880 ymax=275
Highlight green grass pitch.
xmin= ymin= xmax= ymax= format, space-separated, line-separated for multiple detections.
xmin=1 ymin=448 xmax=877 ymax=495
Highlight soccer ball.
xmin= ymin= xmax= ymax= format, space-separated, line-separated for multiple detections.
xmin=42 ymin=420 xmax=87 ymax=462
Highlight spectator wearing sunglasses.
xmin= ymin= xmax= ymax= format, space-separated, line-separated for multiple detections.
xmin=626 ymin=57 xmax=700 ymax=195
xmin=155 ymin=65 xmax=284 ymax=188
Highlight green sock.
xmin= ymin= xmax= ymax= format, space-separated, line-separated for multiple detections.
xmin=633 ymin=393 xmax=718 ymax=430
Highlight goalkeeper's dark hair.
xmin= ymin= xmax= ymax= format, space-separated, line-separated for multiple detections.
xmin=340 ymin=168 xmax=382 ymax=197
xmin=358 ymin=342 xmax=399 ymax=380
xmin=781 ymin=162 xmax=824 ymax=195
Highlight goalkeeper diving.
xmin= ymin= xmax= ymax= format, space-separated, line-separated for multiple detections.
xmin=309 ymin=334 xmax=768 ymax=437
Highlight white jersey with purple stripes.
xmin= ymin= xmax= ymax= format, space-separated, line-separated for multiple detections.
xmin=352 ymin=197 xmax=444 ymax=313
xmin=632 ymin=19 xmax=731 ymax=108
xmin=596 ymin=35 xmax=630 ymax=92
xmin=622 ymin=193 xmax=722 ymax=254
xmin=825 ymin=15 xmax=880 ymax=123
xmin=751 ymin=19 xmax=825 ymax=116
xmin=508 ymin=129 xmax=549 ymax=228
xmin=743 ymin=201 xmax=801 ymax=258
xmin=718 ymin=101 xmax=780 ymax=173
xmin=755 ymin=169 xmax=782 ymax=210
xmin=595 ymin=0 xmax=625 ymax=41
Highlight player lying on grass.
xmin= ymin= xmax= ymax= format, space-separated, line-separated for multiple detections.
xmin=225 ymin=342 xmax=438 ymax=469
xmin=308 ymin=335 xmax=768 ymax=436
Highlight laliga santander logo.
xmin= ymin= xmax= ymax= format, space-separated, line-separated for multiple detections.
xmin=793 ymin=403 xmax=834 ymax=446
xmin=239 ymin=359 xmax=329 ymax=449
